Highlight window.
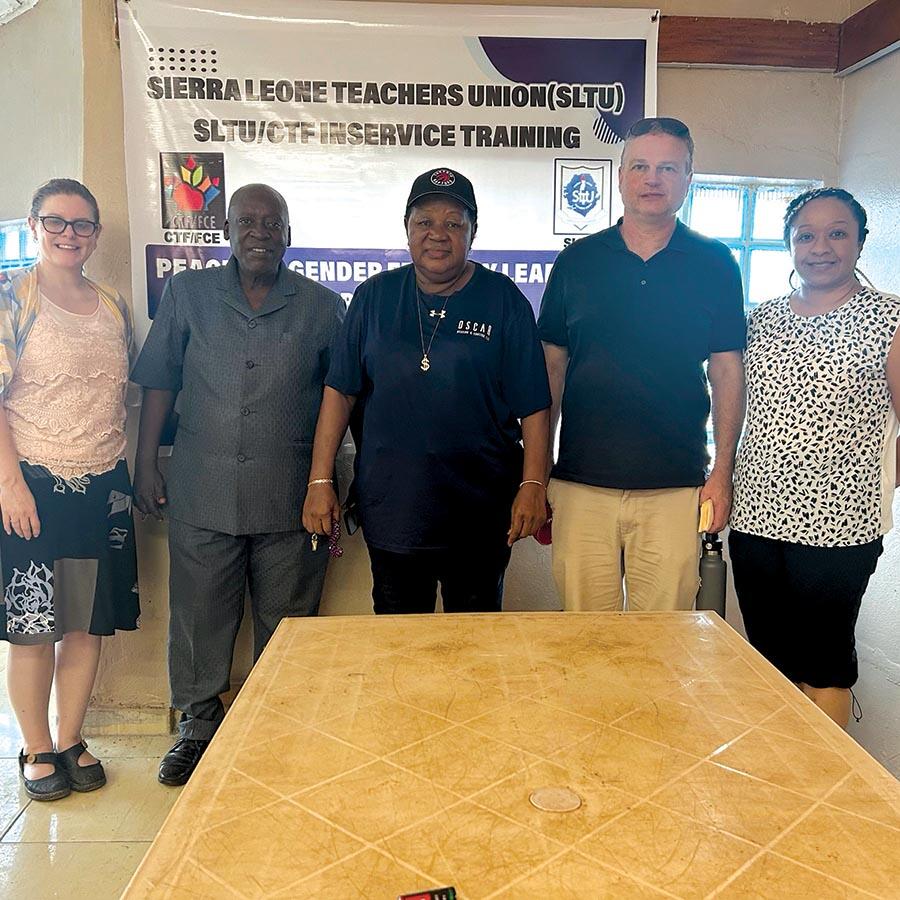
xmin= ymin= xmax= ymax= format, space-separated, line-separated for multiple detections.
xmin=679 ymin=176 xmax=820 ymax=463
xmin=680 ymin=176 xmax=820 ymax=309
xmin=0 ymin=219 xmax=37 ymax=270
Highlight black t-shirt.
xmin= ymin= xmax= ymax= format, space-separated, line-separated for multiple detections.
xmin=327 ymin=263 xmax=551 ymax=552
xmin=538 ymin=221 xmax=746 ymax=489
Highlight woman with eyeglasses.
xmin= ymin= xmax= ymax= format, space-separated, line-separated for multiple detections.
xmin=0 ymin=179 xmax=140 ymax=800
xmin=729 ymin=188 xmax=900 ymax=728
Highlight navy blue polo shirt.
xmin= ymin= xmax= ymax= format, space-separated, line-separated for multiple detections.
xmin=327 ymin=263 xmax=551 ymax=552
xmin=538 ymin=220 xmax=745 ymax=489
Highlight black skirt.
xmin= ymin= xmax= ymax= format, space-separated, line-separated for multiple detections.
xmin=1 ymin=460 xmax=140 ymax=644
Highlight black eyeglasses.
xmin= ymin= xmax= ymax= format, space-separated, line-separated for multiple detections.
xmin=625 ymin=117 xmax=691 ymax=139
xmin=38 ymin=215 xmax=99 ymax=238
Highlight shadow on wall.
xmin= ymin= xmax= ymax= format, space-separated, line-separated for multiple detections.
xmin=848 ymin=493 xmax=900 ymax=778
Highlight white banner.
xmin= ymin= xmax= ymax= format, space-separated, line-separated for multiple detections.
xmin=118 ymin=0 xmax=658 ymax=342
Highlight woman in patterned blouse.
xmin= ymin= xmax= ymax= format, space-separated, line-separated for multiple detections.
xmin=729 ymin=188 xmax=900 ymax=727
xmin=0 ymin=180 xmax=140 ymax=800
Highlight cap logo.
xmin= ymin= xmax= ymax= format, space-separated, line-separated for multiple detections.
xmin=431 ymin=169 xmax=456 ymax=187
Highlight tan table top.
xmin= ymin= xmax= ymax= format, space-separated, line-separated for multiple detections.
xmin=123 ymin=612 xmax=900 ymax=899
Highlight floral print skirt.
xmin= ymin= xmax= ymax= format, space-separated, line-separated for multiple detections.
xmin=0 ymin=460 xmax=139 ymax=644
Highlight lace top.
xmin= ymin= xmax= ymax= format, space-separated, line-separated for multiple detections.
xmin=3 ymin=292 xmax=128 ymax=478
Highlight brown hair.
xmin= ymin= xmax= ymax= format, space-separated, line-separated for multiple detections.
xmin=30 ymin=178 xmax=100 ymax=223
xmin=623 ymin=117 xmax=694 ymax=170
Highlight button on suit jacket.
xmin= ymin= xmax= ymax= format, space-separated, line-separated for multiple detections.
xmin=132 ymin=257 xmax=344 ymax=535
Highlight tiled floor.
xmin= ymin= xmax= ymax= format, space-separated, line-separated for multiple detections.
xmin=0 ymin=645 xmax=179 ymax=900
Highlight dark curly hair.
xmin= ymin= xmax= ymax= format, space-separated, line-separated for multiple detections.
xmin=30 ymin=178 xmax=100 ymax=223
xmin=783 ymin=187 xmax=868 ymax=249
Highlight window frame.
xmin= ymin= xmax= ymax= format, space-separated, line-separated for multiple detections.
xmin=680 ymin=175 xmax=820 ymax=309
xmin=0 ymin=218 xmax=37 ymax=271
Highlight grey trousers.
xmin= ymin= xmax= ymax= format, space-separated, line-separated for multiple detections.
xmin=167 ymin=517 xmax=328 ymax=740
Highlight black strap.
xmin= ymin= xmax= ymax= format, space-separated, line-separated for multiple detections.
xmin=57 ymin=740 xmax=89 ymax=758
xmin=22 ymin=750 xmax=57 ymax=765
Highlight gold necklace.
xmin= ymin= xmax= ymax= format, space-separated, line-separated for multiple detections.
xmin=413 ymin=265 xmax=471 ymax=373
xmin=415 ymin=286 xmax=451 ymax=372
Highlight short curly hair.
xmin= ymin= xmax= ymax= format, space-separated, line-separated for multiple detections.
xmin=783 ymin=187 xmax=867 ymax=249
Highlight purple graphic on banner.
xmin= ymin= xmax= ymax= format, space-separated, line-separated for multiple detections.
xmin=477 ymin=36 xmax=646 ymax=142
xmin=145 ymin=246 xmax=561 ymax=319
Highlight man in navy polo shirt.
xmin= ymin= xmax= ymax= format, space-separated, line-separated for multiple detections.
xmin=538 ymin=117 xmax=746 ymax=612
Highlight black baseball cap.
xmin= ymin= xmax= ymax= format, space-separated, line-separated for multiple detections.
xmin=405 ymin=168 xmax=477 ymax=219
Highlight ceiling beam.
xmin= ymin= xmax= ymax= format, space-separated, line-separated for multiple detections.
xmin=837 ymin=0 xmax=900 ymax=74
xmin=659 ymin=16 xmax=840 ymax=70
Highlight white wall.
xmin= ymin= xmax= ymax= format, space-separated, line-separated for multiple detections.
xmin=3 ymin=1 xmax=897 ymax=777
xmin=660 ymin=68 xmax=842 ymax=182
xmin=838 ymin=48 xmax=900 ymax=777
xmin=0 ymin=0 xmax=83 ymax=221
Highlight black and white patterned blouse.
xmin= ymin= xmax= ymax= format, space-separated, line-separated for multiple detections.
xmin=731 ymin=288 xmax=900 ymax=546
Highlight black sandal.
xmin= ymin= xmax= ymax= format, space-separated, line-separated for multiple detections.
xmin=56 ymin=740 xmax=107 ymax=793
xmin=18 ymin=750 xmax=71 ymax=801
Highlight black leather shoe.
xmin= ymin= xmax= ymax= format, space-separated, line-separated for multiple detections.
xmin=56 ymin=740 xmax=107 ymax=792
xmin=18 ymin=750 xmax=71 ymax=801
xmin=158 ymin=737 xmax=208 ymax=786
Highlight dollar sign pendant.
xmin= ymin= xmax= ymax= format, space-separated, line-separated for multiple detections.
xmin=420 ymin=355 xmax=430 ymax=372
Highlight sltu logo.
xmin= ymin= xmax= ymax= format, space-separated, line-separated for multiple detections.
xmin=564 ymin=172 xmax=599 ymax=216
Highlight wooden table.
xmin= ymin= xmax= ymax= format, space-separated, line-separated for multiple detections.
xmin=123 ymin=612 xmax=900 ymax=899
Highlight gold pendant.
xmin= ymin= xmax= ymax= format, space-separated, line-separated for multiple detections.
xmin=420 ymin=355 xmax=430 ymax=372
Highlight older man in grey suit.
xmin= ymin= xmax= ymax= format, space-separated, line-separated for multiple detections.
xmin=132 ymin=183 xmax=344 ymax=785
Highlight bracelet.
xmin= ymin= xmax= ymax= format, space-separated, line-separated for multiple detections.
xmin=307 ymin=478 xmax=333 ymax=486
xmin=519 ymin=480 xmax=545 ymax=489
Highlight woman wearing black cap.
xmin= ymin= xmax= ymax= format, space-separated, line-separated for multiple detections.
xmin=303 ymin=167 xmax=550 ymax=613
xmin=729 ymin=187 xmax=900 ymax=727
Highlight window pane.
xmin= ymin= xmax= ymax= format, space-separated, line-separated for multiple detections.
xmin=1 ymin=229 xmax=16 ymax=262
xmin=748 ymin=248 xmax=792 ymax=306
xmin=752 ymin=186 xmax=797 ymax=240
xmin=687 ymin=185 xmax=744 ymax=240
xmin=729 ymin=247 xmax=745 ymax=296
xmin=0 ymin=221 xmax=36 ymax=268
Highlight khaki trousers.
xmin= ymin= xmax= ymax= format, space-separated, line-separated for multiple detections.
xmin=548 ymin=479 xmax=701 ymax=612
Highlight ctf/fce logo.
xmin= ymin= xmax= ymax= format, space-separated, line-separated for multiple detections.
xmin=159 ymin=152 xmax=225 ymax=231
xmin=553 ymin=159 xmax=613 ymax=235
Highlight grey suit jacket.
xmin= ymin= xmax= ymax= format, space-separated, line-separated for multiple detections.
xmin=132 ymin=257 xmax=344 ymax=535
